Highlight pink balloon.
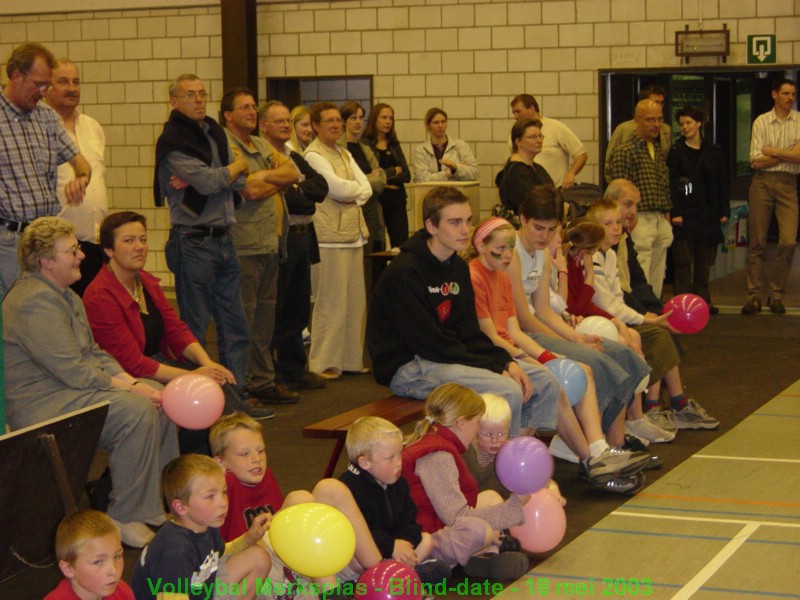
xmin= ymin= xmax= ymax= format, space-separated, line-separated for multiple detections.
xmin=356 ymin=560 xmax=422 ymax=600
xmin=663 ymin=293 xmax=709 ymax=334
xmin=162 ymin=374 xmax=224 ymax=429
xmin=509 ymin=488 xmax=567 ymax=553
xmin=495 ymin=437 xmax=553 ymax=495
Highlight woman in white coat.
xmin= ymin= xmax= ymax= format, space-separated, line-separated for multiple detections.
xmin=413 ymin=107 xmax=479 ymax=183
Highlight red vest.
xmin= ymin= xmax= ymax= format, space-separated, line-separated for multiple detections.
xmin=402 ymin=426 xmax=479 ymax=533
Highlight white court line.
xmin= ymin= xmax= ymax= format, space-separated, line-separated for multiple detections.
xmin=613 ymin=510 xmax=800 ymax=529
xmin=693 ymin=454 xmax=800 ymax=464
xmin=670 ymin=522 xmax=760 ymax=600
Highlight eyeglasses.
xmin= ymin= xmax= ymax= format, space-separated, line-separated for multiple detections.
xmin=175 ymin=90 xmax=208 ymax=101
xmin=642 ymin=117 xmax=664 ymax=124
xmin=267 ymin=119 xmax=291 ymax=126
xmin=524 ymin=134 xmax=545 ymax=140
xmin=320 ymin=118 xmax=343 ymax=125
xmin=477 ymin=432 xmax=508 ymax=441
xmin=234 ymin=103 xmax=258 ymax=112
xmin=55 ymin=243 xmax=82 ymax=257
xmin=22 ymin=72 xmax=51 ymax=93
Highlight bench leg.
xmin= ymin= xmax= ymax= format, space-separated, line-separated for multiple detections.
xmin=323 ymin=438 xmax=345 ymax=479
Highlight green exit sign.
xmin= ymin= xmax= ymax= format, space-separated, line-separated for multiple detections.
xmin=747 ymin=35 xmax=776 ymax=64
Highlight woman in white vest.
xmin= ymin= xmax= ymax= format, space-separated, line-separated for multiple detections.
xmin=304 ymin=102 xmax=373 ymax=379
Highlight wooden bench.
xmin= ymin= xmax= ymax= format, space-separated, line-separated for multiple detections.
xmin=303 ymin=395 xmax=425 ymax=478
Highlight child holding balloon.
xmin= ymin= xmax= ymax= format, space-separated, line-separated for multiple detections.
xmin=209 ymin=413 xmax=384 ymax=593
xmin=464 ymin=393 xmax=565 ymax=505
xmin=401 ymin=383 xmax=531 ymax=580
xmin=467 ymin=216 xmax=651 ymax=493
xmin=586 ymin=198 xmax=719 ymax=430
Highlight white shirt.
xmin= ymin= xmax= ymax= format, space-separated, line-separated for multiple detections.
xmin=55 ymin=111 xmax=108 ymax=242
xmin=749 ymin=108 xmax=800 ymax=175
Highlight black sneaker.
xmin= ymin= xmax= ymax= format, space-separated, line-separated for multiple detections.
xmin=415 ymin=558 xmax=451 ymax=584
xmin=464 ymin=551 xmax=529 ymax=580
xmin=741 ymin=297 xmax=761 ymax=315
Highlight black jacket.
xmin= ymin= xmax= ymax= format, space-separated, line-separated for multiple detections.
xmin=339 ymin=462 xmax=421 ymax=558
xmin=667 ymin=137 xmax=730 ymax=243
xmin=495 ymin=160 xmax=554 ymax=213
xmin=366 ymin=229 xmax=511 ymax=385
xmin=616 ymin=233 xmax=663 ymax=315
xmin=284 ymin=150 xmax=328 ymax=216
xmin=153 ymin=109 xmax=239 ymax=214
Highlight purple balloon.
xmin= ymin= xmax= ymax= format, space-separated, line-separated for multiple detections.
xmin=495 ymin=436 xmax=553 ymax=494
xmin=663 ymin=293 xmax=709 ymax=334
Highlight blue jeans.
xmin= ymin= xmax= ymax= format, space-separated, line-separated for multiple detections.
xmin=531 ymin=334 xmax=650 ymax=432
xmin=389 ymin=355 xmax=560 ymax=437
xmin=165 ymin=230 xmax=249 ymax=391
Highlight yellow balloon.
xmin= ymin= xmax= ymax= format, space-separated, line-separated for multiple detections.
xmin=268 ymin=502 xmax=356 ymax=578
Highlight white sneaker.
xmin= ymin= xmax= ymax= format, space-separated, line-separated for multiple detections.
xmin=548 ymin=434 xmax=580 ymax=463
xmin=645 ymin=409 xmax=678 ymax=433
xmin=626 ymin=415 xmax=676 ymax=443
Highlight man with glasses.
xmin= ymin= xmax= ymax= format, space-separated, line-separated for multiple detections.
xmin=0 ymin=43 xmax=92 ymax=295
xmin=607 ymin=99 xmax=673 ymax=299
xmin=221 ymin=88 xmax=299 ymax=404
xmin=154 ymin=74 xmax=271 ymax=418
xmin=259 ymin=100 xmax=330 ymax=390
xmin=45 ymin=59 xmax=108 ymax=296
xmin=605 ymin=85 xmax=672 ymax=180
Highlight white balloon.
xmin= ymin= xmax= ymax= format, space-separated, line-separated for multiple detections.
xmin=576 ymin=316 xmax=619 ymax=341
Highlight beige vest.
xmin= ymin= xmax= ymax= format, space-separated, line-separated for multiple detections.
xmin=305 ymin=138 xmax=369 ymax=244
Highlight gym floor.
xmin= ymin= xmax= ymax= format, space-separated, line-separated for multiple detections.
xmin=2 ymin=253 xmax=799 ymax=600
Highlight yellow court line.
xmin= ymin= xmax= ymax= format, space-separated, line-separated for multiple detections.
xmin=613 ymin=510 xmax=800 ymax=528
xmin=693 ymin=454 xmax=800 ymax=464
xmin=637 ymin=492 xmax=800 ymax=508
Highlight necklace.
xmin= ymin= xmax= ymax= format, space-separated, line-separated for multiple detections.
xmin=108 ymin=264 xmax=148 ymax=314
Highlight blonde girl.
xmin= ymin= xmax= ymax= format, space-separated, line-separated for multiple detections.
xmin=401 ymin=383 xmax=530 ymax=580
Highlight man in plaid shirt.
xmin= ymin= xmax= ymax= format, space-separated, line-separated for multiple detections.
xmin=607 ymin=99 xmax=672 ymax=299
xmin=0 ymin=43 xmax=91 ymax=295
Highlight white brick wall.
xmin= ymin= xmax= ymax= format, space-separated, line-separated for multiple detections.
xmin=1 ymin=0 xmax=798 ymax=282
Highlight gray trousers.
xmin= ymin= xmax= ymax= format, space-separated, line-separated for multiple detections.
xmin=239 ymin=252 xmax=280 ymax=392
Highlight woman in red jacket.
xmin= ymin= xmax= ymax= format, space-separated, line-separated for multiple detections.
xmin=84 ymin=211 xmax=234 ymax=386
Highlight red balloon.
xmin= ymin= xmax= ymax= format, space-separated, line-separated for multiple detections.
xmin=162 ymin=374 xmax=224 ymax=429
xmin=509 ymin=488 xmax=567 ymax=553
xmin=356 ymin=560 xmax=422 ymax=600
xmin=662 ymin=293 xmax=710 ymax=334
xmin=495 ymin=436 xmax=554 ymax=495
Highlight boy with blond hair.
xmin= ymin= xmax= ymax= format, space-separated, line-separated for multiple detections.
xmin=45 ymin=509 xmax=134 ymax=600
xmin=131 ymin=454 xmax=271 ymax=600
xmin=339 ymin=416 xmax=450 ymax=583
xmin=210 ymin=412 xmax=383 ymax=594
xmin=464 ymin=394 xmax=565 ymax=505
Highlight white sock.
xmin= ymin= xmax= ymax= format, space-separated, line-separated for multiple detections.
xmin=588 ymin=439 xmax=610 ymax=458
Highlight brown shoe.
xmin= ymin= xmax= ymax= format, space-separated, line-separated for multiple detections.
xmin=284 ymin=371 xmax=328 ymax=389
xmin=767 ymin=297 xmax=786 ymax=314
xmin=741 ymin=297 xmax=761 ymax=315
xmin=252 ymin=383 xmax=300 ymax=404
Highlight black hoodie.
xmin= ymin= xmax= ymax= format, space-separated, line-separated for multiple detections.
xmin=367 ymin=229 xmax=512 ymax=385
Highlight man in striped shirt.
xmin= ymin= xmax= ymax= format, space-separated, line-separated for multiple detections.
xmin=0 ymin=43 xmax=92 ymax=296
xmin=742 ymin=78 xmax=800 ymax=315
